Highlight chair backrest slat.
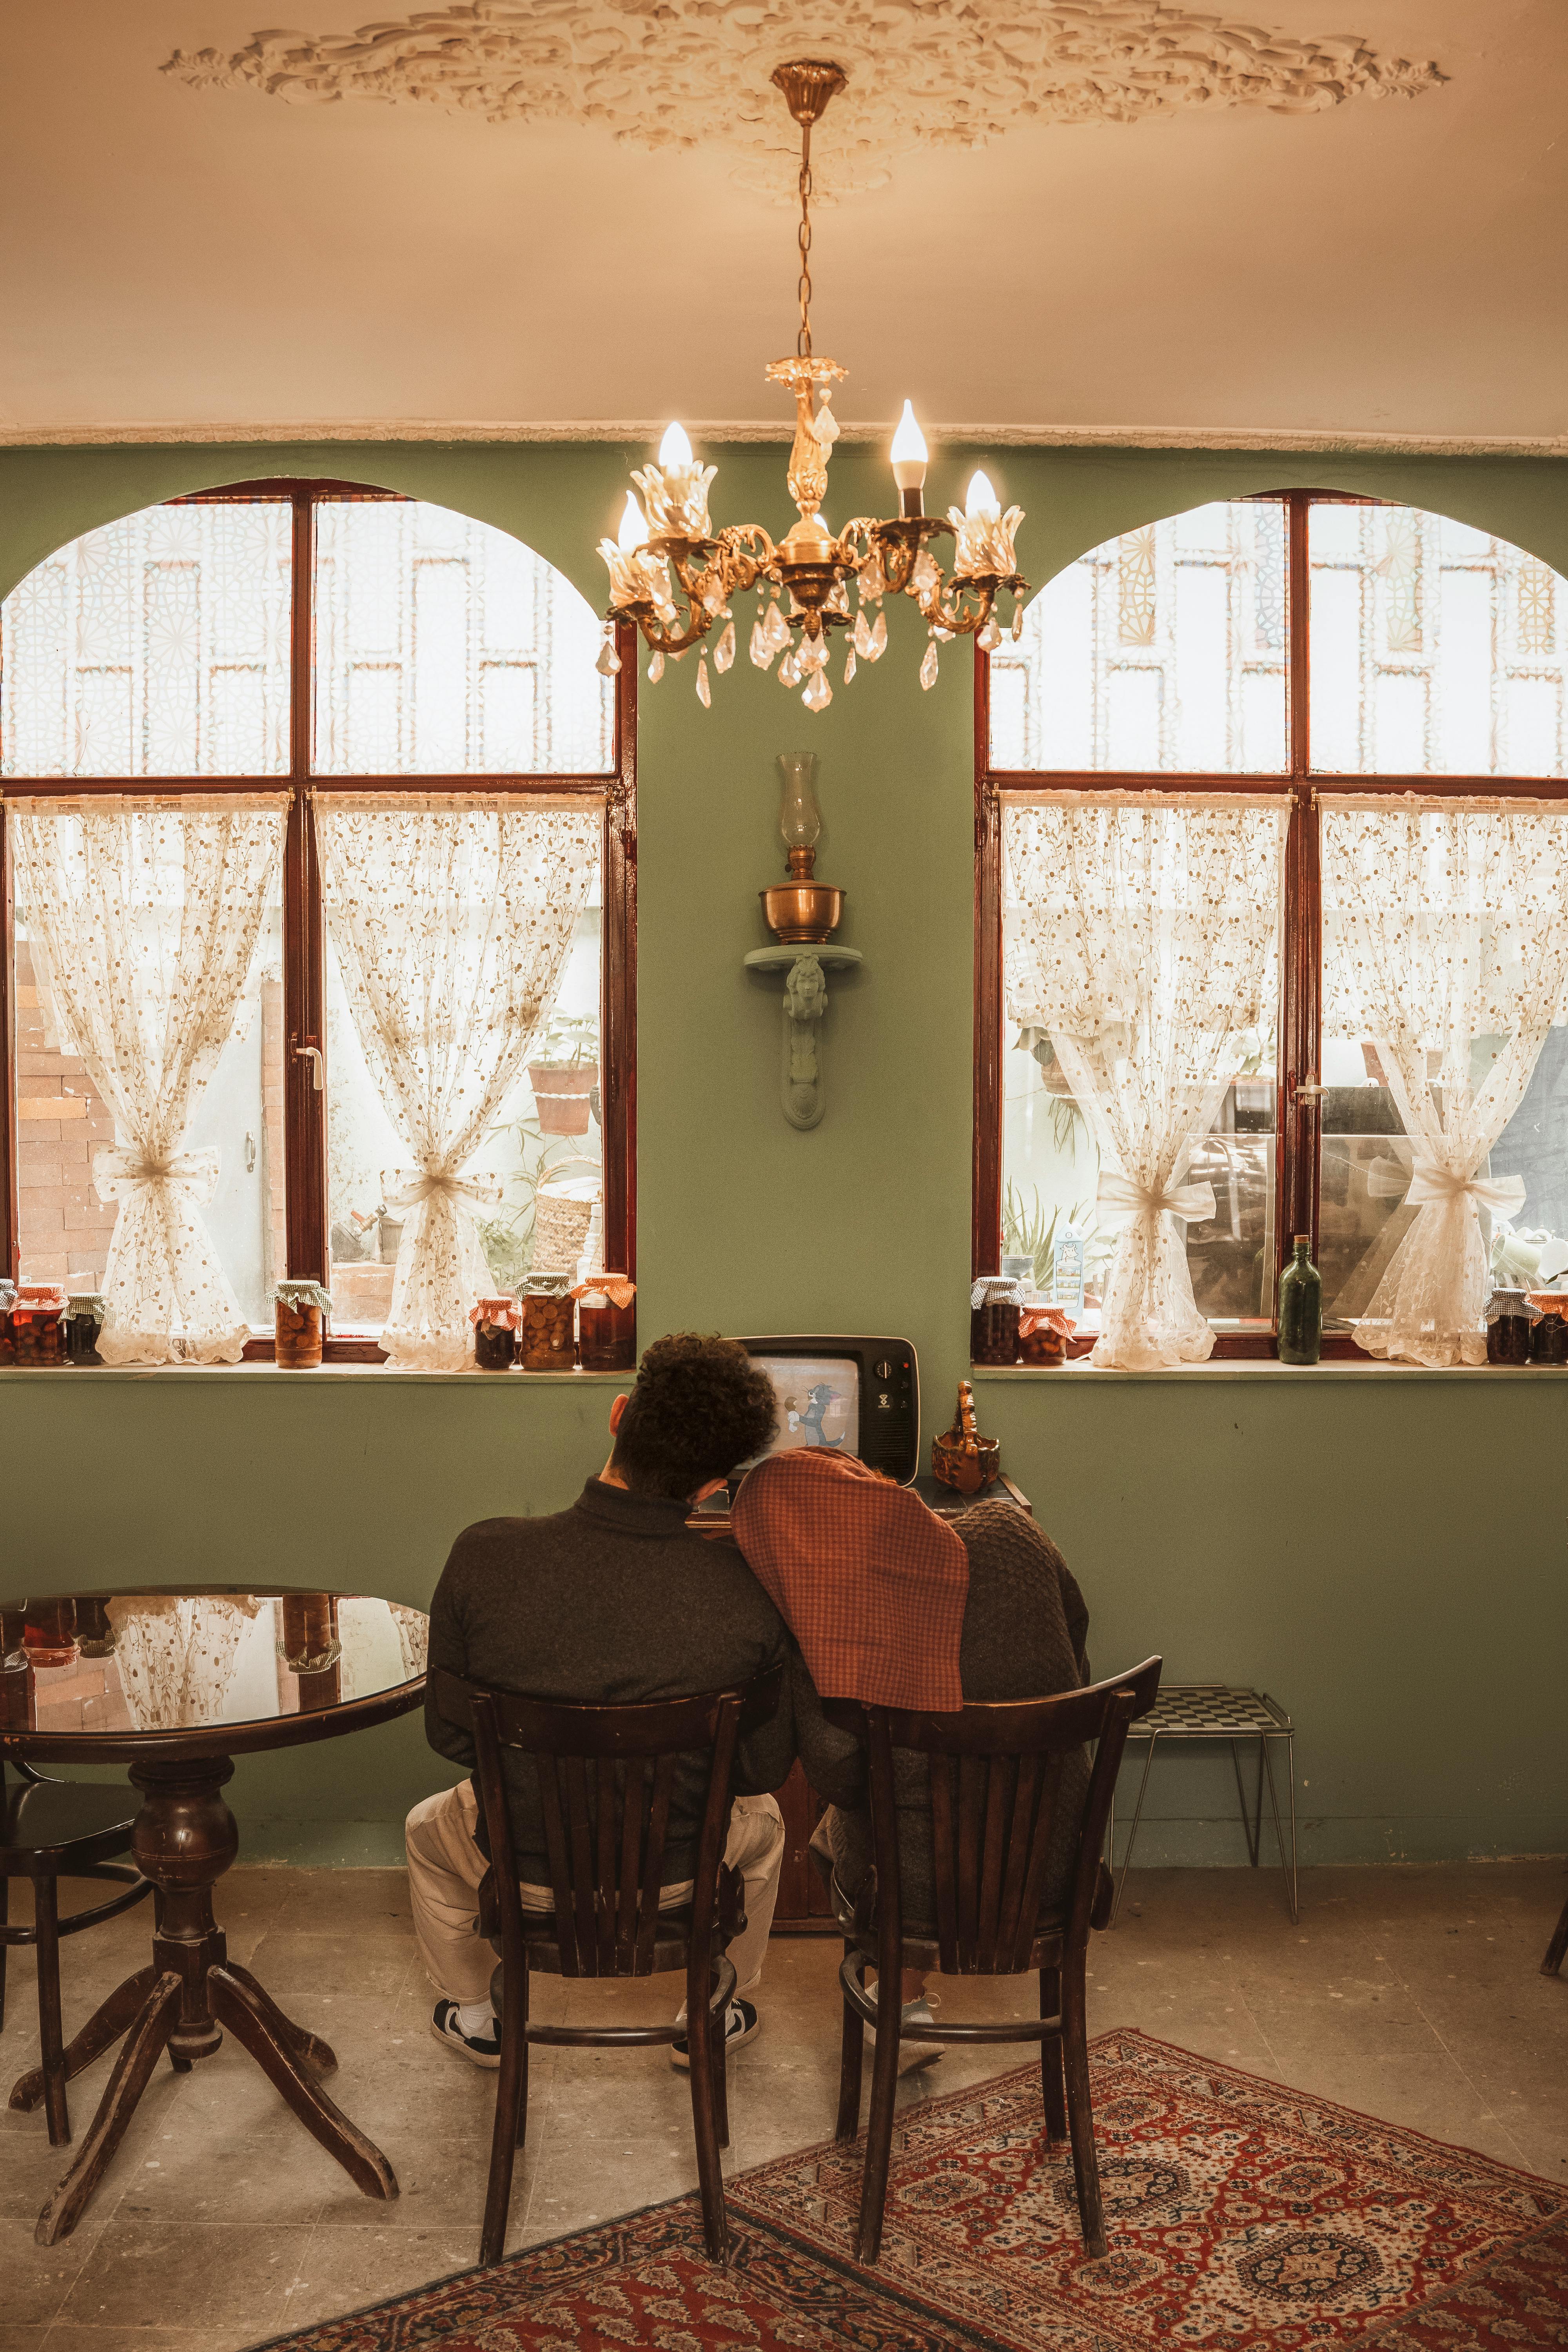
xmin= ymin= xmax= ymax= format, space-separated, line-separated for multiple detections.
xmin=615 ymin=1760 xmax=644 ymax=1971
xmin=635 ymin=1752 xmax=678 ymax=1973
xmin=975 ymin=1755 xmax=1013 ymax=1970
xmin=824 ymin=1658 xmax=1162 ymax=1977
xmin=535 ymin=1754 xmax=578 ymax=1974
xmin=594 ymin=1761 xmax=619 ymax=1973
xmin=928 ymin=1753 xmax=960 ymax=1976
xmin=995 ymin=1749 xmax=1039 ymax=1963
xmin=563 ymin=1756 xmax=597 ymax=1973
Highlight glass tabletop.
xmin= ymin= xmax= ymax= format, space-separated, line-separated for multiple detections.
xmin=0 ymin=1588 xmax=428 ymax=1741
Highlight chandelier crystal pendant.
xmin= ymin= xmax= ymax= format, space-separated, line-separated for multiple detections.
xmin=595 ymin=58 xmax=1028 ymax=711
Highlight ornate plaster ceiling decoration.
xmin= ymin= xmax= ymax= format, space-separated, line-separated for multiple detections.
xmin=163 ymin=2 xmax=1444 ymax=199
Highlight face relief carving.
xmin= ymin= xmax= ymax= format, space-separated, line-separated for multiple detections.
xmin=164 ymin=4 xmax=1443 ymax=200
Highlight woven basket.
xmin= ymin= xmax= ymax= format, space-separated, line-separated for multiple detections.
xmin=532 ymin=1156 xmax=600 ymax=1273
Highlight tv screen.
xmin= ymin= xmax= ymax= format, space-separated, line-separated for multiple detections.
xmin=751 ymin=1355 xmax=860 ymax=1463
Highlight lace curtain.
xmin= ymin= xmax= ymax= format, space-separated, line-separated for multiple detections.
xmin=1004 ymin=794 xmax=1287 ymax=1370
xmin=1322 ymin=800 xmax=1568 ymax=1366
xmin=313 ymin=793 xmax=600 ymax=1370
xmin=9 ymin=796 xmax=287 ymax=1364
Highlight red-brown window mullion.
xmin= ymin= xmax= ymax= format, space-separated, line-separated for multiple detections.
xmin=973 ymin=646 xmax=1002 ymax=1283
xmin=1280 ymin=492 xmax=1322 ymax=1269
xmin=600 ymin=615 xmax=638 ymax=1284
xmin=0 ymin=807 xmax=16 ymax=1283
xmin=283 ymin=490 xmax=328 ymax=1285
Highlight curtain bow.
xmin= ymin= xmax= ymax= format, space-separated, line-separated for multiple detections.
xmin=1096 ymin=1168 xmax=1218 ymax=1225
xmin=1404 ymin=1160 xmax=1526 ymax=1218
xmin=93 ymin=1143 xmax=222 ymax=1207
xmin=384 ymin=1166 xmax=504 ymax=1213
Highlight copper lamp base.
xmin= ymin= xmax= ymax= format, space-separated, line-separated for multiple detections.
xmin=760 ymin=883 xmax=843 ymax=944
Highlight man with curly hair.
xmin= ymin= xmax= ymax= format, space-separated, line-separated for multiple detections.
xmin=407 ymin=1333 xmax=791 ymax=2071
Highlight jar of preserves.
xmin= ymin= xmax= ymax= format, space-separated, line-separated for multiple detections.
xmin=1527 ymin=1292 xmax=1568 ymax=1364
xmin=12 ymin=1284 xmax=66 ymax=1367
xmin=0 ymin=1280 xmax=15 ymax=1367
xmin=63 ymin=1291 xmax=107 ymax=1365
xmin=470 ymin=1295 xmax=521 ymax=1371
xmin=520 ymin=1273 xmax=575 ymax=1371
xmin=273 ymin=1282 xmax=332 ymax=1368
xmin=573 ymin=1275 xmax=637 ymax=1371
xmin=1018 ymin=1299 xmax=1074 ymax=1367
xmin=1485 ymin=1287 xmax=1536 ymax=1365
xmin=970 ymin=1275 xmax=1023 ymax=1367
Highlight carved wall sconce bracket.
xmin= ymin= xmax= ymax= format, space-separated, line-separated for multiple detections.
xmin=744 ymin=944 xmax=862 ymax=1132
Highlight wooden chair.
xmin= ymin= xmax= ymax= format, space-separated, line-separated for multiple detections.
xmin=433 ymin=1665 xmax=783 ymax=2269
xmin=826 ymin=1656 xmax=1162 ymax=2264
xmin=1 ymin=1759 xmax=153 ymax=2146
xmin=1542 ymin=1893 xmax=1568 ymax=1978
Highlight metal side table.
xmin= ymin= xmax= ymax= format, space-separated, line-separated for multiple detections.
xmin=1106 ymin=1683 xmax=1297 ymax=1925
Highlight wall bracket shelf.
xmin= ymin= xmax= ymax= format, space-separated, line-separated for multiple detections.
xmin=744 ymin=945 xmax=862 ymax=1132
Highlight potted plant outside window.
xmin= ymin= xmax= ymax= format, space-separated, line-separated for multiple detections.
xmin=527 ymin=1015 xmax=600 ymax=1138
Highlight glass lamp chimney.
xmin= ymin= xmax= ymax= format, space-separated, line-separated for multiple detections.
xmin=777 ymin=751 xmax=822 ymax=879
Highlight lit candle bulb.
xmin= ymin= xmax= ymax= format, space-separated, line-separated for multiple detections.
xmin=597 ymin=493 xmax=668 ymax=611
xmin=633 ymin=420 xmax=716 ymax=540
xmin=891 ymin=400 xmax=928 ymax=519
xmin=950 ymin=464 xmax=1024 ymax=581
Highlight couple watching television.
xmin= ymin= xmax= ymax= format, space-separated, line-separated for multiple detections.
xmin=407 ymin=1331 xmax=1091 ymax=2070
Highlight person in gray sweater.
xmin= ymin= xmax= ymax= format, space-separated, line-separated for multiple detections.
xmin=786 ymin=1496 xmax=1091 ymax=2064
xmin=408 ymin=1334 xmax=791 ymax=2071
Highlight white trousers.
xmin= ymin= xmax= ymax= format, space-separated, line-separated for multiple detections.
xmin=404 ymin=1779 xmax=785 ymax=2006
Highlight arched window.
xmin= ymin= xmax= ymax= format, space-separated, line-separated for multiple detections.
xmin=0 ymin=481 xmax=634 ymax=1368
xmin=979 ymin=493 xmax=1568 ymax=1369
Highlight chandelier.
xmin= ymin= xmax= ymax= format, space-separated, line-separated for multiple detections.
xmin=595 ymin=59 xmax=1028 ymax=713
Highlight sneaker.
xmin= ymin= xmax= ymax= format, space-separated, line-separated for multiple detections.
xmin=670 ymin=1997 xmax=760 ymax=2070
xmin=430 ymin=1998 xmax=501 ymax=2070
xmin=867 ymin=1986 xmax=944 ymax=2075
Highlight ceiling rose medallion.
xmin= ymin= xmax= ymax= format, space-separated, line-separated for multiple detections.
xmin=596 ymin=61 xmax=1027 ymax=712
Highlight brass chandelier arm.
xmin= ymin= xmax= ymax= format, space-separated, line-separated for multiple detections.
xmin=917 ymin=571 xmax=1031 ymax=639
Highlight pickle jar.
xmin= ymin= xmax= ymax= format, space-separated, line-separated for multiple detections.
xmin=471 ymin=1295 xmax=521 ymax=1371
xmin=520 ymin=1273 xmax=575 ymax=1371
xmin=273 ymin=1282 xmax=331 ymax=1368
xmin=12 ymin=1284 xmax=66 ymax=1367
xmin=573 ymin=1276 xmax=637 ymax=1372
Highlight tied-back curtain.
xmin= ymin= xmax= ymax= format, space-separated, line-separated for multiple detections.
xmin=313 ymin=793 xmax=600 ymax=1370
xmin=1323 ymin=800 xmax=1568 ymax=1367
xmin=9 ymin=795 xmax=287 ymax=1364
xmin=1004 ymin=794 xmax=1287 ymax=1370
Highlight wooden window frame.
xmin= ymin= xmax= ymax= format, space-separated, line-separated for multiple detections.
xmin=973 ymin=486 xmax=1568 ymax=1363
xmin=0 ymin=476 xmax=637 ymax=1365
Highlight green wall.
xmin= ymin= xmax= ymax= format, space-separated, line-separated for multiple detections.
xmin=2 ymin=438 xmax=1566 ymax=1870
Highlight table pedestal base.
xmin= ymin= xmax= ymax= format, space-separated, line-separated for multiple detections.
xmin=8 ymin=1755 xmax=398 ymax=2245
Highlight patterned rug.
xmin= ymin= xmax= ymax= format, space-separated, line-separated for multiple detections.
xmin=258 ymin=2029 xmax=1567 ymax=2351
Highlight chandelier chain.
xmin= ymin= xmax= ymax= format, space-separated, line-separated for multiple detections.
xmin=797 ymin=121 xmax=813 ymax=360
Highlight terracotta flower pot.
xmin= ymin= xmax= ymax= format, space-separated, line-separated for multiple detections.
xmin=529 ymin=1062 xmax=599 ymax=1137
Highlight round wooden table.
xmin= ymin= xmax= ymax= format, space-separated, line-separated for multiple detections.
xmin=0 ymin=1583 xmax=426 ymax=2245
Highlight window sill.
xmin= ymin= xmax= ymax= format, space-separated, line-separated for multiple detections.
xmin=0 ymin=1363 xmax=632 ymax=1384
xmin=971 ymin=1359 xmax=1559 ymax=1381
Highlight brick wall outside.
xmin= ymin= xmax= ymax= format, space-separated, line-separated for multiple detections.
xmin=14 ymin=942 xmax=117 ymax=1287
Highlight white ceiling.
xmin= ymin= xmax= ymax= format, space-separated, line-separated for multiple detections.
xmin=3 ymin=0 xmax=1564 ymax=447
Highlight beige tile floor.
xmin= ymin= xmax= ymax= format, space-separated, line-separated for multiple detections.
xmin=0 ymin=1859 xmax=1563 ymax=2351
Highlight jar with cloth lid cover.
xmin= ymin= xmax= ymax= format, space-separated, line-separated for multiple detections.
xmin=470 ymin=1295 xmax=521 ymax=1371
xmin=572 ymin=1275 xmax=636 ymax=1371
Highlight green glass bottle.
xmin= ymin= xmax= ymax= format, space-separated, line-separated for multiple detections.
xmin=1277 ymin=1233 xmax=1322 ymax=1365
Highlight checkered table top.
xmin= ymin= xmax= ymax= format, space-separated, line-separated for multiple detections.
xmin=1128 ymin=1683 xmax=1293 ymax=1738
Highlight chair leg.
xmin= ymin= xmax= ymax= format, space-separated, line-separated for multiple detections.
xmin=479 ymin=1963 xmax=529 ymax=2267
xmin=1039 ymin=1967 xmax=1067 ymax=2145
xmin=857 ymin=1973 xmax=902 ymax=2265
xmin=1542 ymin=1893 xmax=1568 ymax=1978
xmin=0 ymin=1874 xmax=9 ymax=2033
xmin=711 ymin=1986 xmax=730 ymax=2153
xmin=1060 ymin=1949 xmax=1107 ymax=2260
xmin=686 ymin=1965 xmax=729 ymax=2266
xmin=34 ymin=1877 xmax=70 ymax=2149
xmin=835 ymin=1944 xmax=864 ymax=2142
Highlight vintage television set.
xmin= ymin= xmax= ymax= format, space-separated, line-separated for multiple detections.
xmin=729 ymin=1335 xmax=920 ymax=1487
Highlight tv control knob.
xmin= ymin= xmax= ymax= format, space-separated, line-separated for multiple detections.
xmin=875 ymin=1359 xmax=891 ymax=1379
